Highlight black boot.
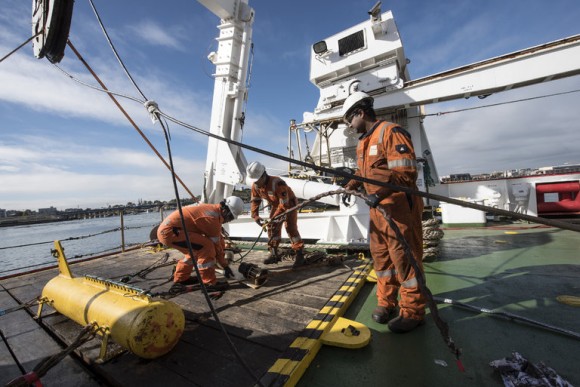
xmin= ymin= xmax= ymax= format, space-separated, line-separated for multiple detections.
xmin=388 ymin=316 xmax=425 ymax=333
xmin=371 ymin=306 xmax=395 ymax=324
xmin=263 ymin=247 xmax=280 ymax=264
xmin=292 ymin=249 xmax=306 ymax=269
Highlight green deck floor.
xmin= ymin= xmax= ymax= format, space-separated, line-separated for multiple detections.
xmin=298 ymin=224 xmax=580 ymax=386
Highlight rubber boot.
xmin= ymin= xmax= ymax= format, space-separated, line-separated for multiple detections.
xmin=371 ymin=306 xmax=395 ymax=324
xmin=263 ymin=247 xmax=280 ymax=264
xmin=388 ymin=316 xmax=425 ymax=333
xmin=292 ymin=249 xmax=306 ymax=269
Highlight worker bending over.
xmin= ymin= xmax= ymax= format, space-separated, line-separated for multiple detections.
xmin=246 ymin=161 xmax=306 ymax=268
xmin=158 ymin=197 xmax=244 ymax=293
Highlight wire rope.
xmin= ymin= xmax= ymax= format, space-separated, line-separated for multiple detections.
xmin=0 ymin=32 xmax=41 ymax=63
xmin=409 ymin=88 xmax=580 ymax=119
xmin=52 ymin=63 xmax=145 ymax=104
xmin=87 ymin=0 xmax=148 ymax=100
xmin=156 ymin=113 xmax=264 ymax=386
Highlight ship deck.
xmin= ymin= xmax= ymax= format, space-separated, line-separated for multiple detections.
xmin=300 ymin=222 xmax=580 ymax=386
xmin=1 ymin=222 xmax=579 ymax=386
xmin=0 ymin=244 xmax=369 ymax=386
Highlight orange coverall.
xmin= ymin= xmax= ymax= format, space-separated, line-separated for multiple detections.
xmin=346 ymin=120 xmax=425 ymax=320
xmin=250 ymin=175 xmax=304 ymax=251
xmin=157 ymin=203 xmax=228 ymax=285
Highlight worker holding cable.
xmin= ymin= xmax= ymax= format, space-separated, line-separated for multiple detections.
xmin=246 ymin=161 xmax=306 ymax=268
xmin=342 ymin=91 xmax=425 ymax=333
xmin=157 ymin=196 xmax=244 ymax=293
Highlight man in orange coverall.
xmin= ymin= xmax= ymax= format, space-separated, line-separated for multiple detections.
xmin=342 ymin=91 xmax=425 ymax=333
xmin=246 ymin=161 xmax=306 ymax=269
xmin=157 ymin=196 xmax=244 ymax=293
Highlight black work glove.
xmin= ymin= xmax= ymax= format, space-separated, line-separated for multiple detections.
xmin=255 ymin=217 xmax=265 ymax=227
xmin=365 ymin=194 xmax=381 ymax=208
xmin=224 ymin=266 xmax=235 ymax=279
xmin=342 ymin=193 xmax=352 ymax=207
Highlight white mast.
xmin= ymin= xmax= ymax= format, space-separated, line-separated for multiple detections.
xmin=198 ymin=0 xmax=254 ymax=203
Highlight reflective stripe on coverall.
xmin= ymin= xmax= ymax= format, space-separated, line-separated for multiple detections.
xmin=347 ymin=120 xmax=425 ymax=320
xmin=250 ymin=175 xmax=304 ymax=251
xmin=157 ymin=203 xmax=227 ymax=285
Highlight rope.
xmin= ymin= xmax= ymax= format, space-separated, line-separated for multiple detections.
xmin=157 ymin=94 xmax=262 ymax=385
xmin=266 ymin=188 xmax=463 ymax=368
xmin=117 ymin=253 xmax=175 ymax=283
xmin=0 ymin=32 xmax=41 ymax=64
xmin=52 ymin=63 xmax=145 ymax=104
xmin=409 ymin=89 xmax=580 ymax=119
xmin=0 ymin=223 xmax=150 ymax=251
xmin=48 ymin=4 xmax=577 ymax=378
xmin=27 ymin=0 xmax=575 ymax=235
xmin=371 ymin=197 xmax=464 ymax=370
xmin=87 ymin=0 xmax=148 ymax=101
xmin=4 ymin=324 xmax=96 ymax=387
xmin=435 ymin=297 xmax=580 ymax=341
xmin=158 ymin=107 xmax=580 ymax=233
xmin=65 ymin=40 xmax=197 ymax=201
xmin=0 ymin=297 xmax=40 ymax=317
xmin=53 ymin=22 xmax=579 ymax=234
xmin=0 ymin=233 xmax=113 ymax=251
xmin=422 ymin=218 xmax=444 ymax=262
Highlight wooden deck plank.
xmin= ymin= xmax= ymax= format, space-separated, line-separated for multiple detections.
xmin=1 ymin=246 xmax=364 ymax=386
xmin=0 ymin=286 xmax=100 ymax=386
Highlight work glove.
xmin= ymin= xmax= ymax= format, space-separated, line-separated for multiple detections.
xmin=255 ymin=217 xmax=266 ymax=227
xmin=365 ymin=194 xmax=381 ymax=208
xmin=342 ymin=193 xmax=352 ymax=207
xmin=224 ymin=266 xmax=235 ymax=279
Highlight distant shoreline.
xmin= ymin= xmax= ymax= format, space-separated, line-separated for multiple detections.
xmin=0 ymin=216 xmax=71 ymax=228
xmin=0 ymin=210 xmax=161 ymax=228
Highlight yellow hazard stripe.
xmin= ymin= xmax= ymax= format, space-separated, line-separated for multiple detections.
xmin=259 ymin=257 xmax=372 ymax=387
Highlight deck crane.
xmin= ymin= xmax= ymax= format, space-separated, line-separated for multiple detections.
xmin=200 ymin=1 xmax=580 ymax=245
xmin=198 ymin=0 xmax=254 ymax=204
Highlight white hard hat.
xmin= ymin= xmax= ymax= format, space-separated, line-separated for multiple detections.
xmin=342 ymin=91 xmax=374 ymax=119
xmin=246 ymin=161 xmax=266 ymax=182
xmin=224 ymin=196 xmax=244 ymax=219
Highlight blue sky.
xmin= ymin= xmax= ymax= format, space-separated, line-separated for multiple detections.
xmin=1 ymin=0 xmax=579 ymax=211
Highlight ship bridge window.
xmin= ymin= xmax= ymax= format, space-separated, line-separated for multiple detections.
xmin=339 ymin=30 xmax=365 ymax=56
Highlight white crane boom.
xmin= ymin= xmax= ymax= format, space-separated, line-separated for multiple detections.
xmin=198 ymin=0 xmax=254 ymax=204
xmin=307 ymin=34 xmax=580 ymax=122
xmin=199 ymin=2 xmax=580 ymax=244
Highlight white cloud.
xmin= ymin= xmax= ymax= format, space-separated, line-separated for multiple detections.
xmin=125 ymin=20 xmax=187 ymax=51
xmin=2 ymin=0 xmax=579 ymax=213
xmin=0 ymin=135 xmax=205 ymax=211
xmin=425 ymin=76 xmax=580 ymax=176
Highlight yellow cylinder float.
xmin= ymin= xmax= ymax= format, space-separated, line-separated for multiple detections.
xmin=40 ymin=241 xmax=184 ymax=359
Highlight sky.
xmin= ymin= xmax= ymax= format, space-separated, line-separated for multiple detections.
xmin=1 ymin=0 xmax=579 ymax=211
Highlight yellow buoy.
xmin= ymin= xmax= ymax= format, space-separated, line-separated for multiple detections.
xmin=38 ymin=241 xmax=184 ymax=359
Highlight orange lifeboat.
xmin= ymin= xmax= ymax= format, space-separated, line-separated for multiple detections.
xmin=536 ymin=181 xmax=580 ymax=215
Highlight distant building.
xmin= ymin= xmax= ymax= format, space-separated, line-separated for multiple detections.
xmin=449 ymin=173 xmax=472 ymax=181
xmin=0 ymin=208 xmax=5 ymax=218
xmin=38 ymin=206 xmax=58 ymax=215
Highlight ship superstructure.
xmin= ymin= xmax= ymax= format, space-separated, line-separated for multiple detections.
xmin=200 ymin=1 xmax=580 ymax=242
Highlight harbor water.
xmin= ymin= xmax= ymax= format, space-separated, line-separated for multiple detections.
xmin=0 ymin=211 xmax=164 ymax=277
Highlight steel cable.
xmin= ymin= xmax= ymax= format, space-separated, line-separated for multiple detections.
xmin=265 ymin=188 xmax=464 ymax=368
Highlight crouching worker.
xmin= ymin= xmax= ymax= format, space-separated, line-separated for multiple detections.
xmin=246 ymin=161 xmax=306 ymax=269
xmin=158 ymin=196 xmax=244 ymax=293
